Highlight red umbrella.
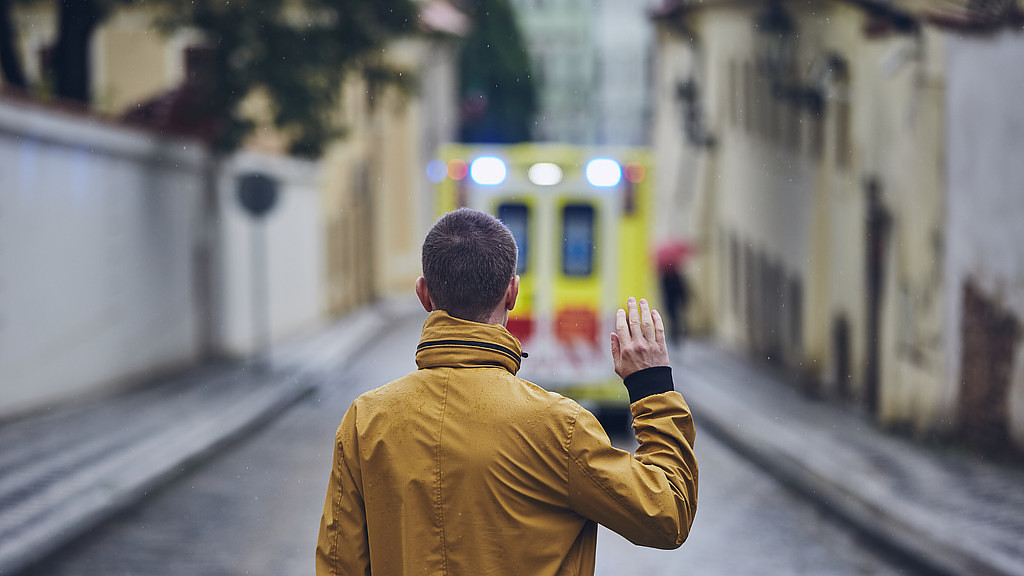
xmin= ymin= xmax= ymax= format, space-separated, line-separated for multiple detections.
xmin=655 ymin=240 xmax=695 ymax=272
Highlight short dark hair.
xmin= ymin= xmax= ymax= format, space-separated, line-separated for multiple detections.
xmin=422 ymin=208 xmax=518 ymax=322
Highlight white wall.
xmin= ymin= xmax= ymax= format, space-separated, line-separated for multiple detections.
xmin=214 ymin=152 xmax=325 ymax=356
xmin=0 ymin=99 xmax=331 ymax=416
xmin=0 ymin=100 xmax=206 ymax=417
xmin=944 ymin=30 xmax=1024 ymax=446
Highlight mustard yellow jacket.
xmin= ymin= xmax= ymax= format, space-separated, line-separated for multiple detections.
xmin=316 ymin=311 xmax=698 ymax=576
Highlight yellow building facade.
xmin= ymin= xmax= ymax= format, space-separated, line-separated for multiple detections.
xmin=651 ymin=0 xmax=1023 ymax=450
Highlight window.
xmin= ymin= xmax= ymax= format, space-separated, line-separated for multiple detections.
xmin=769 ymin=96 xmax=780 ymax=142
xmin=730 ymin=233 xmax=740 ymax=314
xmin=789 ymin=275 xmax=803 ymax=354
xmin=836 ymin=99 xmax=851 ymax=169
xmin=497 ymin=203 xmax=530 ymax=275
xmin=832 ymin=66 xmax=852 ymax=169
xmin=562 ymin=204 xmax=595 ymax=276
xmin=782 ymin=101 xmax=799 ymax=149
xmin=756 ymin=73 xmax=769 ymax=138
xmin=744 ymin=62 xmax=755 ymax=134
xmin=807 ymin=110 xmax=824 ymax=160
xmin=729 ymin=60 xmax=739 ymax=128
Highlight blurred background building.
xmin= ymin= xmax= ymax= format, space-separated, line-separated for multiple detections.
xmin=2 ymin=0 xmax=1023 ymax=460
xmin=0 ymin=0 xmax=467 ymax=417
xmin=510 ymin=0 xmax=660 ymax=145
xmin=650 ymin=0 xmax=1024 ymax=455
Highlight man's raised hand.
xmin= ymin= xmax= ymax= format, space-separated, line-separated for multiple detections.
xmin=609 ymin=297 xmax=670 ymax=380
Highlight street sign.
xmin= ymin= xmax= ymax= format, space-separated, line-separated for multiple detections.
xmin=236 ymin=172 xmax=278 ymax=369
xmin=237 ymin=173 xmax=279 ymax=218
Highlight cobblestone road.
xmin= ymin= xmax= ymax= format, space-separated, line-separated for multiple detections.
xmin=23 ymin=313 xmax=920 ymax=575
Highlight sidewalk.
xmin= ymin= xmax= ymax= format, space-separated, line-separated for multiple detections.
xmin=675 ymin=340 xmax=1024 ymax=576
xmin=0 ymin=297 xmax=422 ymax=576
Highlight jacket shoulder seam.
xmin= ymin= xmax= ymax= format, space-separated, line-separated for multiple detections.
xmin=435 ymin=368 xmax=451 ymax=575
xmin=568 ymin=450 xmax=635 ymax=518
xmin=565 ymin=402 xmax=581 ymax=508
xmin=568 ymin=451 xmax=679 ymax=544
xmin=330 ymin=426 xmax=345 ymax=575
xmin=566 ymin=413 xmax=675 ymax=543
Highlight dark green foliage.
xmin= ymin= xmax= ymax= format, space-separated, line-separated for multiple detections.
xmin=458 ymin=0 xmax=536 ymax=144
xmin=1 ymin=0 xmax=417 ymax=157
xmin=156 ymin=0 xmax=418 ymax=156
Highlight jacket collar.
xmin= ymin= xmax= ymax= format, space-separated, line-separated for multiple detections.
xmin=416 ymin=311 xmax=523 ymax=375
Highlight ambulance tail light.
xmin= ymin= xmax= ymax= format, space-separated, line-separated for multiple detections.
xmin=555 ymin=308 xmax=599 ymax=344
xmin=507 ymin=317 xmax=535 ymax=343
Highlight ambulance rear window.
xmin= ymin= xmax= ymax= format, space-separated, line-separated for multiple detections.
xmin=498 ymin=203 xmax=529 ymax=275
xmin=562 ymin=204 xmax=595 ymax=277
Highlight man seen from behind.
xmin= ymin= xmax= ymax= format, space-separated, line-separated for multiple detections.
xmin=316 ymin=208 xmax=698 ymax=575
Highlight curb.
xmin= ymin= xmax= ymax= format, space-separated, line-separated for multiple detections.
xmin=1 ymin=299 xmax=421 ymax=576
xmin=689 ymin=400 xmax=968 ymax=576
xmin=680 ymin=348 xmax=1023 ymax=576
xmin=0 ymin=376 xmax=315 ymax=576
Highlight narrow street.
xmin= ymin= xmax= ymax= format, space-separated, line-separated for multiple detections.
xmin=23 ymin=311 xmax=918 ymax=576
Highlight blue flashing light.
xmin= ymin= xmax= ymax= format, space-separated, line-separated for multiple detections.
xmin=426 ymin=159 xmax=447 ymax=183
xmin=585 ymin=158 xmax=622 ymax=187
xmin=470 ymin=156 xmax=507 ymax=185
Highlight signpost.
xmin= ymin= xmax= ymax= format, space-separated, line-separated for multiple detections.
xmin=237 ymin=173 xmax=279 ymax=371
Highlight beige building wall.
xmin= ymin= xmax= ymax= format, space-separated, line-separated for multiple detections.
xmin=323 ymin=77 xmax=370 ymax=316
xmin=321 ymin=34 xmax=462 ymax=314
xmin=650 ymin=20 xmax=706 ymax=327
xmin=92 ymin=10 xmax=197 ymax=115
xmin=371 ymin=40 xmax=430 ymax=299
xmin=653 ymin=0 xmax=951 ymax=436
xmin=875 ymin=29 xmax=948 ymax=433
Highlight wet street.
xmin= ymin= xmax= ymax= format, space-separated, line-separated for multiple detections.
xmin=23 ymin=312 xmax=918 ymax=576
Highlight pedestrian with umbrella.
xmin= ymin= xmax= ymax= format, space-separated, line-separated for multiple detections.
xmin=655 ymin=239 xmax=695 ymax=343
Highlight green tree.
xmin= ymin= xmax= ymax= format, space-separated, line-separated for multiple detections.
xmin=458 ymin=0 xmax=536 ymax=143
xmin=156 ymin=0 xmax=418 ymax=155
xmin=0 ymin=0 xmax=418 ymax=156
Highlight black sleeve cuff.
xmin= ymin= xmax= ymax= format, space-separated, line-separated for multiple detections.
xmin=623 ymin=366 xmax=674 ymax=404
